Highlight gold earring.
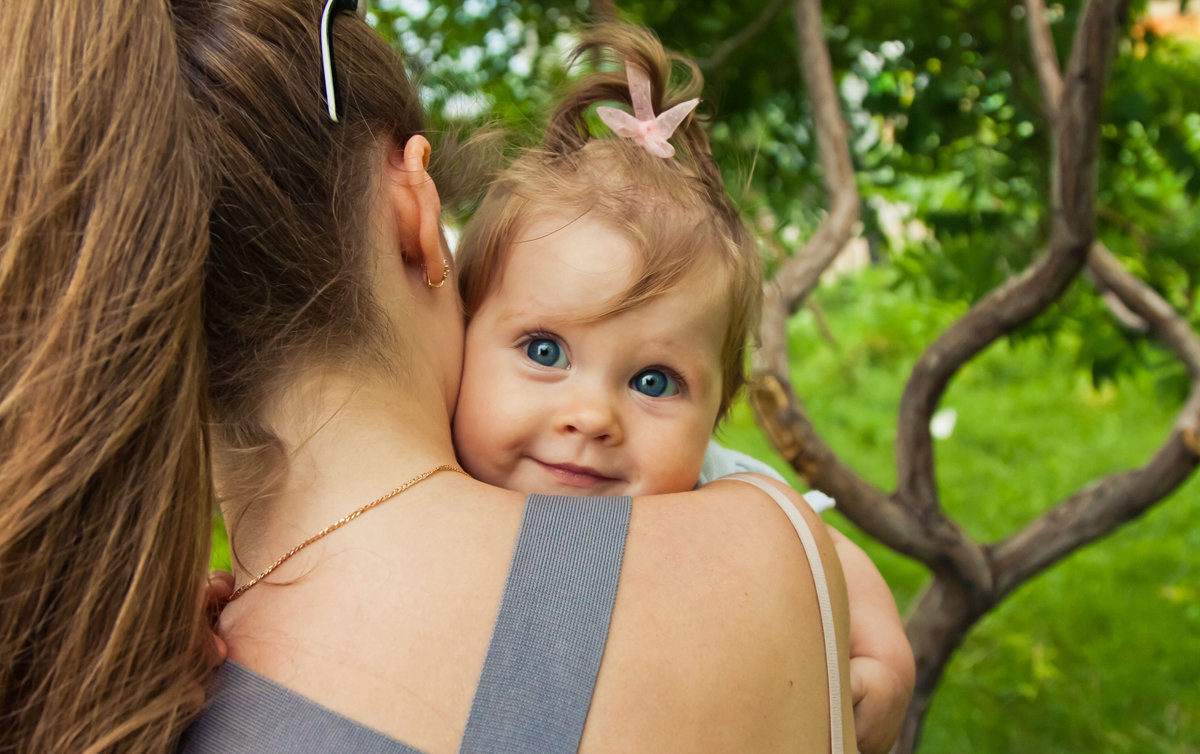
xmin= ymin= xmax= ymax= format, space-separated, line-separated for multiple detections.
xmin=423 ymin=260 xmax=451 ymax=289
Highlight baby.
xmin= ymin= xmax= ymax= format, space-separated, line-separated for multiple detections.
xmin=451 ymin=26 xmax=913 ymax=753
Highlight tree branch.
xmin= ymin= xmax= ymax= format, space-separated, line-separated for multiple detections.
xmin=1091 ymin=246 xmax=1200 ymax=376
xmin=754 ymin=0 xmax=860 ymax=485
xmin=770 ymin=0 xmax=860 ymax=314
xmin=991 ymin=434 xmax=1199 ymax=598
xmin=749 ymin=372 xmax=944 ymax=563
xmin=696 ymin=0 xmax=791 ymax=71
xmin=1028 ymin=0 xmax=1152 ymax=333
xmin=1025 ymin=0 xmax=1064 ymax=124
xmin=894 ymin=0 xmax=1127 ymax=518
xmin=752 ymin=0 xmax=994 ymax=588
xmin=992 ymin=243 xmax=1200 ymax=593
xmin=752 ymin=0 xmax=863 ymax=509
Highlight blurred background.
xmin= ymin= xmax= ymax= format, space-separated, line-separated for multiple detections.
xmin=213 ymin=1 xmax=1199 ymax=750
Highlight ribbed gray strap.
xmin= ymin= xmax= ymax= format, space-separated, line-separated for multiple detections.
xmin=179 ymin=661 xmax=425 ymax=753
xmin=459 ymin=494 xmax=632 ymax=754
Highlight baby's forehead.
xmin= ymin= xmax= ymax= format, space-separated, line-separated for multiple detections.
xmin=505 ymin=207 xmax=731 ymax=310
xmin=508 ymin=199 xmax=728 ymax=272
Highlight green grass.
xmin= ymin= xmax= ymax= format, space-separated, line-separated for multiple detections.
xmin=716 ymin=267 xmax=1200 ymax=753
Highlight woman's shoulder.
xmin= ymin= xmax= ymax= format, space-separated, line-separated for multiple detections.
xmin=578 ymin=476 xmax=849 ymax=753
xmin=630 ymin=475 xmax=838 ymax=596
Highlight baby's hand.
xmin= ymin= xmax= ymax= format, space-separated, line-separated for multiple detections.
xmin=202 ymin=570 xmax=234 ymax=668
xmin=849 ymin=654 xmax=910 ymax=754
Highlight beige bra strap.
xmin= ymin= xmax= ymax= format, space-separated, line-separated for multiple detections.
xmin=725 ymin=473 xmax=846 ymax=754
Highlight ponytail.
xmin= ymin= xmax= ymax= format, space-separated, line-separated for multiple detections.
xmin=0 ymin=2 xmax=212 ymax=750
xmin=545 ymin=24 xmax=723 ymax=189
xmin=458 ymin=23 xmax=762 ymax=417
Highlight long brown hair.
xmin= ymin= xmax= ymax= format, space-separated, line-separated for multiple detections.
xmin=0 ymin=0 xmax=430 ymax=750
xmin=456 ymin=23 xmax=762 ymax=419
xmin=0 ymin=2 xmax=211 ymax=750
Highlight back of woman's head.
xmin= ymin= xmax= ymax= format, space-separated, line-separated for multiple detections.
xmin=172 ymin=0 xmax=428 ymax=496
xmin=458 ymin=23 xmax=761 ymax=419
xmin=0 ymin=1 xmax=426 ymax=749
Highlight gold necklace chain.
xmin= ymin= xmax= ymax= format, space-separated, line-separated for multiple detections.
xmin=228 ymin=464 xmax=465 ymax=602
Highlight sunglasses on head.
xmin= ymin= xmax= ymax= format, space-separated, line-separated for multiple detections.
xmin=321 ymin=0 xmax=362 ymax=123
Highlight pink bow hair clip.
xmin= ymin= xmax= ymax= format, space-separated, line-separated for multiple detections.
xmin=596 ymin=64 xmax=699 ymax=159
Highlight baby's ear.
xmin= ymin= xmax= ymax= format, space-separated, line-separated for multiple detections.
xmin=385 ymin=135 xmax=446 ymax=286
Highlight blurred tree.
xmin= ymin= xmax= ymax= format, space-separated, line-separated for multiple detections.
xmin=372 ymin=0 xmax=1199 ymax=750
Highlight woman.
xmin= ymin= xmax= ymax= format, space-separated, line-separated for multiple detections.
xmin=0 ymin=2 xmax=853 ymax=752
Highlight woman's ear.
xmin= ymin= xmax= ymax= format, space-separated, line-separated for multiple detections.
xmin=385 ymin=135 xmax=446 ymax=286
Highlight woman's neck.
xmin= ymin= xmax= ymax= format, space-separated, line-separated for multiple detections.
xmin=223 ymin=366 xmax=460 ymax=582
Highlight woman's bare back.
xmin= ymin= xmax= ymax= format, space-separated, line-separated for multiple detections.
xmin=213 ymin=475 xmax=851 ymax=753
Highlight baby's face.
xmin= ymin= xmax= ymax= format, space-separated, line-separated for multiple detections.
xmin=453 ymin=212 xmax=727 ymax=497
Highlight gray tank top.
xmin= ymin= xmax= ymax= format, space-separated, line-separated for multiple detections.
xmin=180 ymin=493 xmax=631 ymax=753
xmin=181 ymin=484 xmax=845 ymax=753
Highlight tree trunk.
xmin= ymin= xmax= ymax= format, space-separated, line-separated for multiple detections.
xmin=895 ymin=576 xmax=983 ymax=753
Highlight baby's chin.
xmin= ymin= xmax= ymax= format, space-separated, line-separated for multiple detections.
xmin=516 ymin=478 xmax=689 ymax=498
xmin=503 ymin=473 xmax=640 ymax=498
xmin=463 ymin=458 xmax=694 ymax=498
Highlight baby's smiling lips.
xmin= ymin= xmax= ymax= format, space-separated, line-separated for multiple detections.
xmin=533 ymin=459 xmax=621 ymax=489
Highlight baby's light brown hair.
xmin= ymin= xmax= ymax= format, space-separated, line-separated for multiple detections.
xmin=457 ymin=23 xmax=762 ymax=420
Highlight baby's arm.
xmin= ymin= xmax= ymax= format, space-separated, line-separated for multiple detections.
xmin=701 ymin=441 xmax=912 ymax=752
xmin=826 ymin=527 xmax=914 ymax=754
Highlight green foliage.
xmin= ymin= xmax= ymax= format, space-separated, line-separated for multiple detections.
xmin=1101 ymin=36 xmax=1200 ymax=320
xmin=718 ymin=268 xmax=1200 ymax=752
xmin=372 ymin=1 xmax=586 ymax=134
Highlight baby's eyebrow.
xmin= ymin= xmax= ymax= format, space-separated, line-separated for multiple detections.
xmin=488 ymin=309 xmax=572 ymax=335
xmin=659 ymin=344 xmax=723 ymax=376
xmin=638 ymin=349 xmax=712 ymax=377
xmin=496 ymin=309 xmax=555 ymax=325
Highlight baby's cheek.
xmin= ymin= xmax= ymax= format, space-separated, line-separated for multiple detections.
xmin=451 ymin=394 xmax=495 ymax=477
xmin=642 ymin=442 xmax=709 ymax=495
xmin=454 ymin=387 xmax=530 ymax=488
xmin=455 ymin=430 xmax=510 ymax=490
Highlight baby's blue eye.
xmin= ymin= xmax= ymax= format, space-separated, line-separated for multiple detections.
xmin=525 ymin=338 xmax=568 ymax=368
xmin=630 ymin=369 xmax=679 ymax=398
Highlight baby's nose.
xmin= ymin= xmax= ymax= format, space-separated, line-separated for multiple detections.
xmin=559 ymin=390 xmax=621 ymax=443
